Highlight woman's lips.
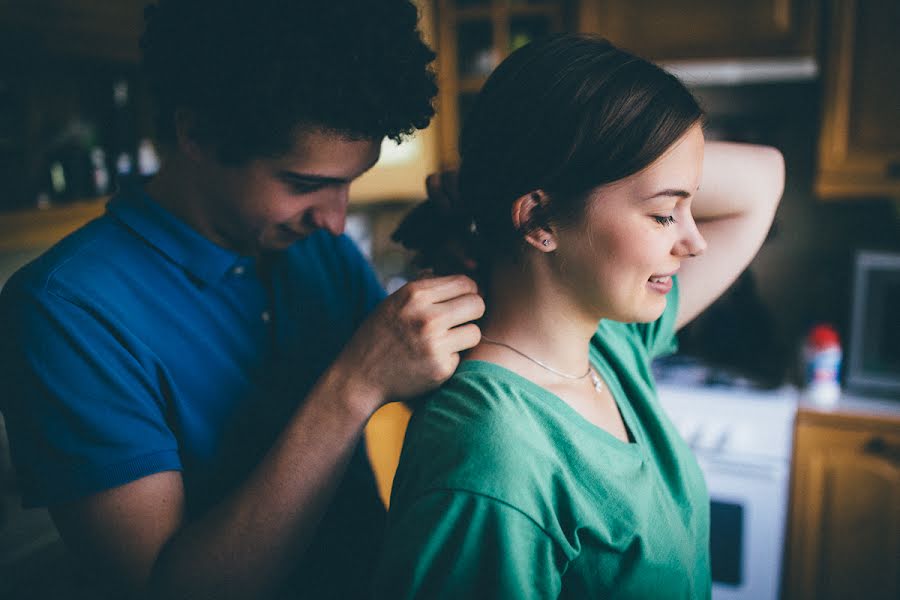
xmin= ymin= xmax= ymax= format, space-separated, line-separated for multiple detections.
xmin=647 ymin=271 xmax=677 ymax=294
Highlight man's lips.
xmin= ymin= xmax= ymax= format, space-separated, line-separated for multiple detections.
xmin=278 ymin=224 xmax=307 ymax=237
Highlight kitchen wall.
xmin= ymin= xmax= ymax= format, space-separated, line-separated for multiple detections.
xmin=673 ymin=81 xmax=900 ymax=386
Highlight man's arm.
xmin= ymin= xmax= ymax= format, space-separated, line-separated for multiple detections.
xmin=50 ymin=274 xmax=484 ymax=599
xmin=675 ymin=142 xmax=785 ymax=331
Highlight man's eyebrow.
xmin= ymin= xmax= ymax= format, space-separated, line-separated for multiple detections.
xmin=276 ymin=155 xmax=380 ymax=186
xmin=277 ymin=171 xmax=349 ymax=185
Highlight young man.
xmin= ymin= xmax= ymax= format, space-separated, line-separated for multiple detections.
xmin=0 ymin=1 xmax=483 ymax=598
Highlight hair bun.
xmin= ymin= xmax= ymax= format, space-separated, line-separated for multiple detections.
xmin=392 ymin=193 xmax=479 ymax=278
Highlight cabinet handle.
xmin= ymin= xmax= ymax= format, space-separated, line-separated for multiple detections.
xmin=863 ymin=436 xmax=900 ymax=465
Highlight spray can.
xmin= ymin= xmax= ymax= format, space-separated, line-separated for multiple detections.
xmin=803 ymin=323 xmax=842 ymax=406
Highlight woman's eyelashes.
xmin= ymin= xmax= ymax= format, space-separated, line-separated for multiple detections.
xmin=653 ymin=215 xmax=677 ymax=226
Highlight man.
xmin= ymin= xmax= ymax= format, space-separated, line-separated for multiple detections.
xmin=0 ymin=1 xmax=483 ymax=598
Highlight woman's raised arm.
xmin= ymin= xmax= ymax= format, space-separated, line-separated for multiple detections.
xmin=675 ymin=141 xmax=785 ymax=330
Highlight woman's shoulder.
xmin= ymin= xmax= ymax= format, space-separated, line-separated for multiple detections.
xmin=406 ymin=361 xmax=543 ymax=455
xmin=394 ymin=361 xmax=561 ymax=506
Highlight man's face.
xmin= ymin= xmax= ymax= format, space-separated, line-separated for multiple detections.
xmin=195 ymin=128 xmax=381 ymax=255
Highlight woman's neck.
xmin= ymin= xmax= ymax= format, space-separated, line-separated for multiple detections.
xmin=473 ymin=261 xmax=600 ymax=378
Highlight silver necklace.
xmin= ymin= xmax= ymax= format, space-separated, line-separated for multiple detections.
xmin=480 ymin=335 xmax=604 ymax=392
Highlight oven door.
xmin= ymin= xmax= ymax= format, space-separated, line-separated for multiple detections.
xmin=698 ymin=454 xmax=791 ymax=600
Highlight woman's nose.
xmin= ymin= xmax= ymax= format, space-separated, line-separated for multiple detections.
xmin=675 ymin=217 xmax=707 ymax=258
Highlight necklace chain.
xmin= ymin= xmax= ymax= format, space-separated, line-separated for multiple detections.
xmin=480 ymin=335 xmax=603 ymax=392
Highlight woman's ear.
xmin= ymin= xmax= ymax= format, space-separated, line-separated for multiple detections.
xmin=511 ymin=190 xmax=557 ymax=252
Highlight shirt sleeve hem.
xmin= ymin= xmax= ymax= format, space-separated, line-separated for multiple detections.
xmin=21 ymin=448 xmax=182 ymax=508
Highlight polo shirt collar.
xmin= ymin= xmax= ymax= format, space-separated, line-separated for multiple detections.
xmin=107 ymin=186 xmax=246 ymax=285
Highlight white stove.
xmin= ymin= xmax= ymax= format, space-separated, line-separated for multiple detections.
xmin=656 ymin=383 xmax=799 ymax=600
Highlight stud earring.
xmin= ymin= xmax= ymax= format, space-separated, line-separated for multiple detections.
xmin=542 ymin=239 xmax=551 ymax=247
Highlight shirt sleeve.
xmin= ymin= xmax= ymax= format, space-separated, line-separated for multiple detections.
xmin=630 ymin=274 xmax=681 ymax=359
xmin=375 ymin=489 xmax=565 ymax=600
xmin=0 ymin=282 xmax=180 ymax=507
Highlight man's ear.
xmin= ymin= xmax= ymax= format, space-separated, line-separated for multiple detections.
xmin=174 ymin=108 xmax=208 ymax=162
xmin=511 ymin=190 xmax=557 ymax=252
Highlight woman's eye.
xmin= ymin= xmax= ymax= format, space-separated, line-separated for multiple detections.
xmin=653 ymin=215 xmax=676 ymax=226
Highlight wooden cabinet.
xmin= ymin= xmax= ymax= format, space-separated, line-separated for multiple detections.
xmin=434 ymin=0 xmax=574 ymax=167
xmin=785 ymin=407 xmax=900 ymax=600
xmin=0 ymin=0 xmax=146 ymax=63
xmin=815 ymin=0 xmax=900 ymax=200
xmin=576 ymin=0 xmax=818 ymax=61
xmin=350 ymin=0 xmax=440 ymax=203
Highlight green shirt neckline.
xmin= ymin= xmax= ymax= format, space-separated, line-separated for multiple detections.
xmin=456 ymin=358 xmax=645 ymax=456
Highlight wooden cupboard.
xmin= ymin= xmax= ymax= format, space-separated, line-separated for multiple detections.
xmin=576 ymin=0 xmax=818 ymax=60
xmin=0 ymin=0 xmax=146 ymax=63
xmin=815 ymin=0 xmax=900 ymax=200
xmin=434 ymin=0 xmax=575 ymax=167
xmin=784 ymin=405 xmax=900 ymax=600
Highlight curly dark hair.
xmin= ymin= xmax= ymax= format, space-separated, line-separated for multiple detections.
xmin=140 ymin=0 xmax=437 ymax=164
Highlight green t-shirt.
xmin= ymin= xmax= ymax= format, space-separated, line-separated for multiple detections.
xmin=374 ymin=279 xmax=710 ymax=599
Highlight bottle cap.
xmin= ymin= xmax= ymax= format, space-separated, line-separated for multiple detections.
xmin=806 ymin=324 xmax=840 ymax=350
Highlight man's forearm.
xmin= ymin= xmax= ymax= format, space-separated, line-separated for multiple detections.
xmin=148 ymin=362 xmax=382 ymax=599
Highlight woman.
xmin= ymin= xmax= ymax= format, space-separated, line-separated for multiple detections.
xmin=375 ymin=34 xmax=783 ymax=599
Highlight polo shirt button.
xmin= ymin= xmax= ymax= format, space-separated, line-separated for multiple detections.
xmin=261 ymin=311 xmax=271 ymax=323
xmin=232 ymin=265 xmax=246 ymax=276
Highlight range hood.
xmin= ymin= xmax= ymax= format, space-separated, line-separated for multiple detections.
xmin=661 ymin=57 xmax=818 ymax=86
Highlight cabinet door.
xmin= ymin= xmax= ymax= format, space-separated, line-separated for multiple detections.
xmin=435 ymin=0 xmax=571 ymax=167
xmin=787 ymin=420 xmax=900 ymax=600
xmin=816 ymin=0 xmax=900 ymax=199
xmin=577 ymin=0 xmax=817 ymax=60
xmin=0 ymin=0 xmax=146 ymax=62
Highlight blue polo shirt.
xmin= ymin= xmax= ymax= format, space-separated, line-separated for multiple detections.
xmin=0 ymin=187 xmax=388 ymax=593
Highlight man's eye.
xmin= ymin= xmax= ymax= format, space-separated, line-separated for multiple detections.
xmin=653 ymin=215 xmax=676 ymax=226
xmin=290 ymin=184 xmax=323 ymax=194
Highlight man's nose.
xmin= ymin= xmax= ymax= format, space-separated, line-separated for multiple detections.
xmin=312 ymin=188 xmax=349 ymax=236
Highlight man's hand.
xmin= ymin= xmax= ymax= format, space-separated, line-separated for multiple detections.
xmin=337 ymin=274 xmax=484 ymax=408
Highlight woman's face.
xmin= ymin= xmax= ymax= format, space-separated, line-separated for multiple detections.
xmin=553 ymin=123 xmax=707 ymax=323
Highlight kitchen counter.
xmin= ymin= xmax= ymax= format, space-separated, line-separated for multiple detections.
xmin=798 ymin=391 xmax=900 ymax=424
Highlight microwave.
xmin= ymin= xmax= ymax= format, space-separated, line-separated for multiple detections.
xmin=846 ymin=250 xmax=900 ymax=398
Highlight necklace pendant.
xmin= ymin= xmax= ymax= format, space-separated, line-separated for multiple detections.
xmin=590 ymin=369 xmax=603 ymax=392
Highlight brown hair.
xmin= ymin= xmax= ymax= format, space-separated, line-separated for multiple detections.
xmin=394 ymin=34 xmax=704 ymax=281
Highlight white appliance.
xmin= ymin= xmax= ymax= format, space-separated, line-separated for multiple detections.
xmin=656 ymin=383 xmax=798 ymax=600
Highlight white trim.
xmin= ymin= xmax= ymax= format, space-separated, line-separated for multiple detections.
xmin=661 ymin=57 xmax=819 ymax=86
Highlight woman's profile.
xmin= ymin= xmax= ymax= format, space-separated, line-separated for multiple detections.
xmin=375 ymin=33 xmax=784 ymax=599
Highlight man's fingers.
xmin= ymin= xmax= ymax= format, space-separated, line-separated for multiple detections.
xmin=430 ymin=293 xmax=485 ymax=331
xmin=443 ymin=323 xmax=482 ymax=354
xmin=405 ymin=274 xmax=479 ymax=303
